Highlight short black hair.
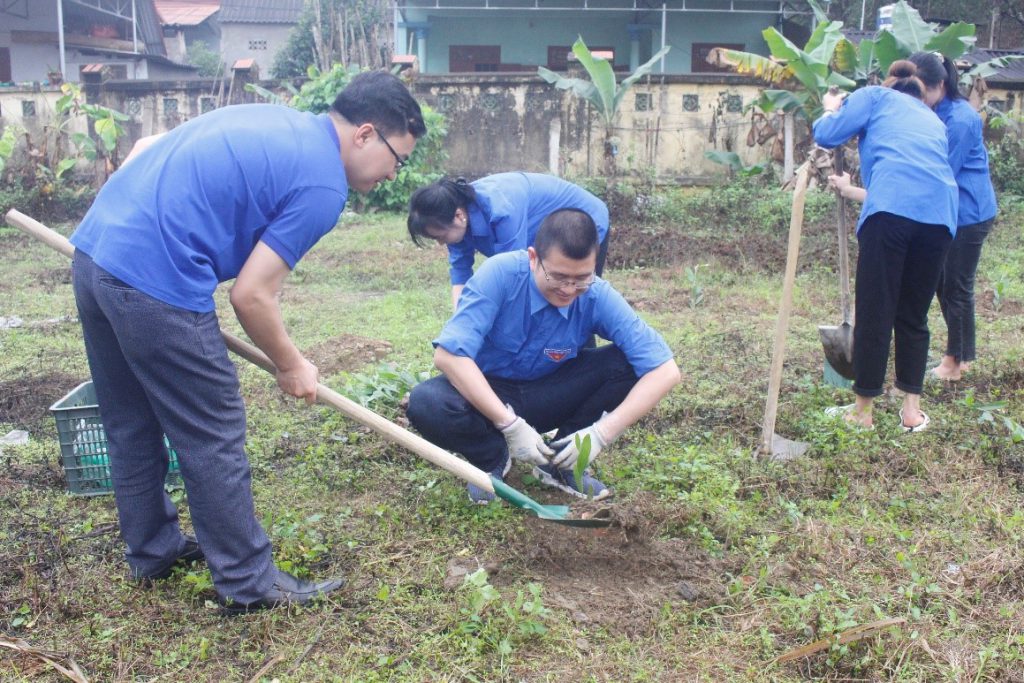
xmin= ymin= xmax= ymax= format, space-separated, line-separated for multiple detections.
xmin=407 ymin=178 xmax=477 ymax=247
xmin=534 ymin=209 xmax=598 ymax=261
xmin=332 ymin=70 xmax=427 ymax=138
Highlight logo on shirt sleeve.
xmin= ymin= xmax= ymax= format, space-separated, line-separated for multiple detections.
xmin=544 ymin=347 xmax=572 ymax=362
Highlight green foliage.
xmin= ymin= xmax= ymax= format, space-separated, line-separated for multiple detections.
xmin=572 ymin=433 xmax=591 ymax=493
xmin=538 ymin=36 xmax=670 ymax=129
xmin=987 ymin=128 xmax=1024 ymax=197
xmin=185 ymin=40 xmax=223 ymax=78
xmin=704 ymin=150 xmax=767 ymax=177
xmin=361 ymin=105 xmax=447 ymax=211
xmin=290 ymin=64 xmax=360 ymax=114
xmin=340 ymin=362 xmax=431 ymax=417
xmin=55 ymin=82 xmax=130 ymax=160
xmin=0 ymin=125 xmax=18 ymax=176
xmin=272 ymin=8 xmax=320 ymax=79
xmin=263 ymin=510 xmax=329 ymax=578
xmin=456 ymin=569 xmax=550 ymax=662
xmin=963 ymin=390 xmax=1024 ymax=444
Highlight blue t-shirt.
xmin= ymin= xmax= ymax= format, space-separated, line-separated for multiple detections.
xmin=935 ymin=97 xmax=997 ymax=226
xmin=813 ymin=86 xmax=958 ymax=236
xmin=71 ymin=105 xmax=348 ymax=312
xmin=447 ymin=172 xmax=610 ymax=285
xmin=435 ymin=251 xmax=672 ymax=381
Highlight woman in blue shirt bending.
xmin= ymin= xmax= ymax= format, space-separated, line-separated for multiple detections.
xmin=407 ymin=172 xmax=610 ymax=309
xmin=834 ymin=54 xmax=998 ymax=384
xmin=814 ymin=60 xmax=958 ymax=432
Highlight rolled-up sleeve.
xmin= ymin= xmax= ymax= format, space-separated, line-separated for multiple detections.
xmin=434 ymin=262 xmax=504 ymax=357
xmin=813 ymin=88 xmax=874 ymax=149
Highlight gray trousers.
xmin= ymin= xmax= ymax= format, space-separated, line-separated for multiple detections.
xmin=72 ymin=250 xmax=276 ymax=603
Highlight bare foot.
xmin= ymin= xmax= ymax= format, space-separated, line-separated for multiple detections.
xmin=899 ymin=407 xmax=926 ymax=429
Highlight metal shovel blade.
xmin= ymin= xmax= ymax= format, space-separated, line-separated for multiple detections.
xmin=492 ymin=477 xmax=613 ymax=528
xmin=818 ymin=322 xmax=854 ymax=380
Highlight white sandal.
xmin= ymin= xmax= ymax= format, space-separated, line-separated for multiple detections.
xmin=899 ymin=409 xmax=930 ymax=433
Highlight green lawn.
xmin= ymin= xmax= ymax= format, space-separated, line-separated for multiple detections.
xmin=1 ymin=189 xmax=1022 ymax=681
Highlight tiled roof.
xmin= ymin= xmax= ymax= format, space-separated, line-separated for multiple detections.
xmin=155 ymin=1 xmax=220 ymax=26
xmin=960 ymin=48 xmax=1024 ymax=85
xmin=218 ymin=0 xmax=304 ymax=24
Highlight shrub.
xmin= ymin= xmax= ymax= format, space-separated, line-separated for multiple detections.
xmin=186 ymin=40 xmax=223 ymax=78
xmin=988 ymin=134 xmax=1024 ymax=198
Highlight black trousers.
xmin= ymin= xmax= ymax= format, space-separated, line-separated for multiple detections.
xmin=853 ymin=212 xmax=952 ymax=397
xmin=936 ymin=218 xmax=994 ymax=363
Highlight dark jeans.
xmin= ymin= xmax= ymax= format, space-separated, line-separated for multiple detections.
xmin=406 ymin=345 xmax=637 ymax=473
xmin=936 ymin=218 xmax=994 ymax=363
xmin=853 ymin=213 xmax=952 ymax=397
xmin=72 ymin=251 xmax=276 ymax=603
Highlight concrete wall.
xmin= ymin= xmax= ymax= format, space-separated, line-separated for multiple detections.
xmin=219 ymin=23 xmax=294 ymax=73
xmin=5 ymin=74 xmax=1020 ymax=185
xmin=412 ymin=73 xmax=770 ymax=180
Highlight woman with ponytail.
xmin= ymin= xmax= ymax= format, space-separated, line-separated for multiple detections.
xmin=407 ymin=172 xmax=610 ymax=309
xmin=911 ymin=52 xmax=998 ymax=381
xmin=814 ymin=60 xmax=958 ymax=432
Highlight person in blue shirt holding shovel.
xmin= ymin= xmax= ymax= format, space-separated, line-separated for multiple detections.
xmin=69 ymin=71 xmax=426 ymax=613
xmin=830 ymin=53 xmax=998 ymax=385
xmin=407 ymin=172 xmax=611 ymax=310
xmin=814 ymin=60 xmax=958 ymax=432
xmin=406 ymin=209 xmax=679 ymax=504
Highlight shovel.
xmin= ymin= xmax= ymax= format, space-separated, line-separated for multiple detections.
xmin=817 ymin=147 xmax=855 ymax=381
xmin=4 ymin=208 xmax=611 ymax=528
xmin=760 ymin=162 xmax=811 ymax=461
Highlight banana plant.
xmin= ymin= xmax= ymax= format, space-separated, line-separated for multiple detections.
xmin=538 ymin=37 xmax=670 ymax=178
xmin=707 ymin=0 xmax=854 ymax=119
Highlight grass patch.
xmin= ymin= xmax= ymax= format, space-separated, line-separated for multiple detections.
xmin=1 ymin=190 xmax=1023 ymax=680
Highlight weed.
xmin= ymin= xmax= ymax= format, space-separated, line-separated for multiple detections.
xmin=455 ymin=569 xmax=550 ymax=664
xmin=262 ymin=510 xmax=329 ymax=578
xmin=340 ymin=362 xmax=430 ymax=417
xmin=686 ymin=264 xmax=707 ymax=308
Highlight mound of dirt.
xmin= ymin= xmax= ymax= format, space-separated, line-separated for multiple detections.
xmin=0 ymin=372 xmax=85 ymax=428
xmin=504 ymin=494 xmax=727 ymax=637
xmin=303 ymin=334 xmax=394 ymax=378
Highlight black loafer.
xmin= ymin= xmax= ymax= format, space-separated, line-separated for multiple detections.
xmin=219 ymin=570 xmax=344 ymax=615
xmin=139 ymin=534 xmax=205 ymax=581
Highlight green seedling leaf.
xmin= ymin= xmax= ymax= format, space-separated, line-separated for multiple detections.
xmin=573 ymin=433 xmax=592 ymax=495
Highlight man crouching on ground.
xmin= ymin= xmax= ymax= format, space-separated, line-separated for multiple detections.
xmin=407 ymin=209 xmax=680 ymax=503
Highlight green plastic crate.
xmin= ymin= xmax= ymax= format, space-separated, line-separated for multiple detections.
xmin=50 ymin=381 xmax=183 ymax=496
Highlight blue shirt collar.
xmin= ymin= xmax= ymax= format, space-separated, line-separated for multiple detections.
xmin=526 ymin=264 xmax=571 ymax=318
xmin=318 ymin=113 xmax=341 ymax=153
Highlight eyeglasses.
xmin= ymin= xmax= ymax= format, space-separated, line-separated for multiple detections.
xmin=538 ymin=258 xmax=595 ymax=291
xmin=376 ymin=130 xmax=407 ymax=171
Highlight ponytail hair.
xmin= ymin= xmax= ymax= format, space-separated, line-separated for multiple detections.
xmin=908 ymin=51 xmax=963 ymax=101
xmin=884 ymin=59 xmax=926 ymax=100
xmin=407 ymin=177 xmax=477 ymax=247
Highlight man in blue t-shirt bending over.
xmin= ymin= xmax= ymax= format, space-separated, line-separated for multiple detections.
xmin=407 ymin=209 xmax=680 ymax=504
xmin=69 ymin=71 xmax=425 ymax=613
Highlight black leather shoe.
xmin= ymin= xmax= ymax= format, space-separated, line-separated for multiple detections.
xmin=218 ymin=571 xmax=344 ymax=615
xmin=139 ymin=534 xmax=205 ymax=581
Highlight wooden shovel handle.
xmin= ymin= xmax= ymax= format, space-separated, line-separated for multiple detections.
xmin=4 ymin=208 xmax=493 ymax=492
xmin=221 ymin=332 xmax=493 ymax=492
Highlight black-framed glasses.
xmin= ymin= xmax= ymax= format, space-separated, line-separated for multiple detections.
xmin=538 ymin=258 xmax=595 ymax=291
xmin=376 ymin=130 xmax=407 ymax=171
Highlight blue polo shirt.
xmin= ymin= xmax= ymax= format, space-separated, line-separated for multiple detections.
xmin=813 ymin=86 xmax=958 ymax=236
xmin=935 ymin=97 xmax=997 ymax=226
xmin=435 ymin=251 xmax=672 ymax=381
xmin=447 ymin=172 xmax=610 ymax=285
xmin=71 ymin=104 xmax=348 ymax=312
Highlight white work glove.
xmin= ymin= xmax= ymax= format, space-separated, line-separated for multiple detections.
xmin=550 ymin=422 xmax=611 ymax=469
xmin=498 ymin=405 xmax=553 ymax=466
